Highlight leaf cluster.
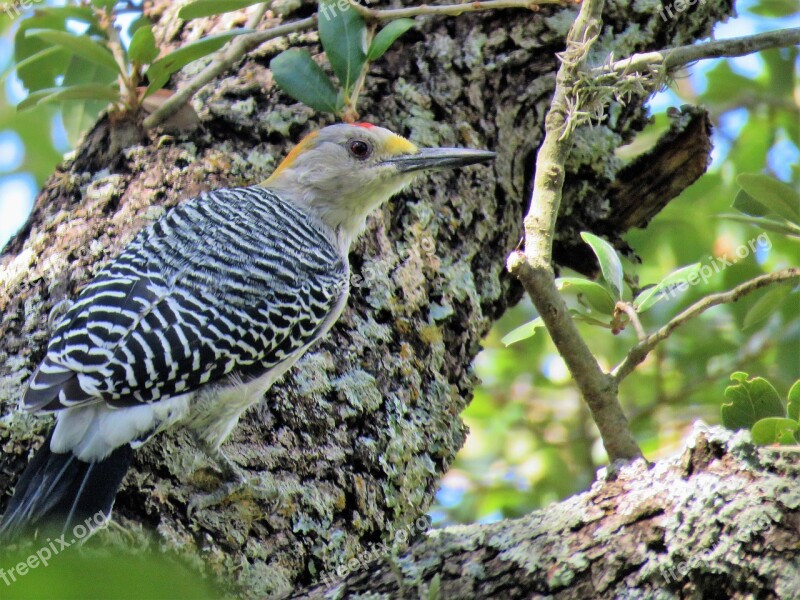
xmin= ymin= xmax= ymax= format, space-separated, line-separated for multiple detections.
xmin=721 ymin=372 xmax=800 ymax=446
xmin=6 ymin=1 xmax=253 ymax=144
xmin=270 ymin=4 xmax=414 ymax=118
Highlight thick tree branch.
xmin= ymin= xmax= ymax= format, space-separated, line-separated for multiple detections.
xmin=507 ymin=0 xmax=642 ymax=460
xmin=613 ymin=268 xmax=800 ymax=382
xmin=293 ymin=426 xmax=800 ymax=599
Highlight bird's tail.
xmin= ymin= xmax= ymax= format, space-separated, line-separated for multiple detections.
xmin=0 ymin=430 xmax=133 ymax=543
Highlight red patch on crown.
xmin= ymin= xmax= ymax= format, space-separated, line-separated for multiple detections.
xmin=354 ymin=122 xmax=375 ymax=129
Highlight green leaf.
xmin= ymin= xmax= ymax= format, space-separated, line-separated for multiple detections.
xmin=318 ymin=0 xmax=367 ymax=92
xmin=557 ymin=277 xmax=616 ymax=315
xmin=501 ymin=317 xmax=544 ymax=346
xmin=736 ymin=173 xmax=800 ymax=224
xmin=179 ymin=0 xmax=266 ymax=20
xmin=751 ymin=417 xmax=798 ymax=446
xmin=1 ymin=46 xmax=62 ymax=84
xmin=15 ymin=14 xmax=76 ymax=92
xmin=127 ymin=16 xmax=153 ymax=39
xmin=742 ymin=285 xmax=792 ymax=331
xmin=60 ymin=55 xmax=119 ymax=146
xmin=17 ymin=84 xmax=120 ymax=111
xmin=2 ymin=102 xmax=63 ymax=181
xmin=721 ymin=372 xmax=786 ymax=431
xmin=91 ymin=0 xmax=118 ymax=10
xmin=47 ymin=85 xmax=119 ymax=103
xmin=145 ymin=30 xmax=253 ymax=94
xmin=427 ymin=573 xmax=441 ymax=600
xmin=748 ymin=0 xmax=800 ymax=18
xmin=732 ymin=189 xmax=771 ymax=217
xmin=0 ymin=545 xmax=221 ymax=599
xmin=367 ymin=19 xmax=415 ymax=61
xmin=128 ymin=25 xmax=159 ymax=65
xmin=719 ymin=213 xmax=800 ymax=239
xmin=580 ymin=232 xmax=624 ymax=299
xmin=700 ymin=61 xmax=762 ymax=105
xmin=633 ymin=263 xmax=703 ymax=312
xmin=788 ymin=380 xmax=800 ymax=421
xmin=570 ymin=309 xmax=613 ymax=328
xmin=762 ymin=47 xmax=796 ymax=98
xmin=270 ymin=48 xmax=341 ymax=114
xmin=32 ymin=6 xmax=97 ymax=22
xmin=26 ymin=29 xmax=120 ymax=73
xmin=16 ymin=88 xmax=61 ymax=111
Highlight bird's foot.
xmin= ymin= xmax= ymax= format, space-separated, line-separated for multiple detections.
xmin=188 ymin=477 xmax=248 ymax=515
xmin=187 ymin=448 xmax=248 ymax=515
xmin=187 ymin=471 xmax=280 ymax=515
xmin=187 ymin=447 xmax=277 ymax=515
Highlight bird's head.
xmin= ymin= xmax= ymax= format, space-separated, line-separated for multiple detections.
xmin=262 ymin=123 xmax=495 ymax=246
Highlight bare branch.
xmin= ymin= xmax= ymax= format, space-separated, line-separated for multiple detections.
xmin=143 ymin=9 xmax=314 ymax=130
xmin=96 ymin=6 xmax=138 ymax=108
xmin=616 ymin=302 xmax=646 ymax=340
xmin=602 ymin=27 xmax=800 ymax=75
xmin=507 ymin=0 xmax=642 ymax=461
xmin=613 ymin=268 xmax=800 ymax=383
xmin=351 ymin=0 xmax=565 ymax=21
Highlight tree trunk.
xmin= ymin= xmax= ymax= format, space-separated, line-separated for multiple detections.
xmin=0 ymin=1 xmax=736 ymax=597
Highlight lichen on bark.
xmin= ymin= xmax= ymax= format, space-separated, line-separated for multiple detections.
xmin=0 ymin=1 xmax=736 ymax=597
xmin=292 ymin=425 xmax=800 ymax=599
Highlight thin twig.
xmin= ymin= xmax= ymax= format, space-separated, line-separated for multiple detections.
xmin=97 ymin=6 xmax=137 ymax=108
xmin=351 ymin=0 xmax=564 ymax=21
xmin=601 ymin=27 xmax=800 ymax=75
xmin=616 ymin=302 xmax=646 ymax=341
xmin=613 ymin=269 xmax=800 ymax=383
xmin=144 ymin=8 xmax=313 ymax=130
xmin=628 ymin=334 xmax=774 ymax=426
xmin=507 ymin=0 xmax=643 ymax=461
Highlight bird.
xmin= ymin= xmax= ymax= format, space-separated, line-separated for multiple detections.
xmin=0 ymin=122 xmax=495 ymax=542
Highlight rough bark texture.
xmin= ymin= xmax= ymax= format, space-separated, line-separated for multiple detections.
xmin=293 ymin=425 xmax=800 ymax=599
xmin=0 ymin=1 xmax=735 ymax=597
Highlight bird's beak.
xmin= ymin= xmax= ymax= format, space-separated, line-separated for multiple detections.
xmin=384 ymin=148 xmax=496 ymax=173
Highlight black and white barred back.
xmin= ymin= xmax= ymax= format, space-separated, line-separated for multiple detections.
xmin=0 ymin=186 xmax=348 ymax=541
xmin=26 ymin=186 xmax=348 ymax=412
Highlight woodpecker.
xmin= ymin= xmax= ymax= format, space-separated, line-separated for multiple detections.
xmin=0 ymin=123 xmax=495 ymax=541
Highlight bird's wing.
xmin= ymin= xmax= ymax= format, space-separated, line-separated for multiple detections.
xmin=23 ymin=187 xmax=347 ymax=412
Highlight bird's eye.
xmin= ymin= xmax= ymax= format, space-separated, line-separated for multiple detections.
xmin=348 ymin=139 xmax=372 ymax=159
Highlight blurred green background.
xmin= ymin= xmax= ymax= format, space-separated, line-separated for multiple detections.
xmin=0 ymin=0 xmax=798 ymax=535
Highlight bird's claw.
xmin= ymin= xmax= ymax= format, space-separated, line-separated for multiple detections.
xmin=187 ymin=471 xmax=278 ymax=516
xmin=188 ymin=476 xmax=249 ymax=516
xmin=187 ymin=444 xmax=280 ymax=516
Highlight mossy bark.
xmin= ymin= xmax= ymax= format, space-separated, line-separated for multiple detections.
xmin=1 ymin=1 xmax=736 ymax=597
xmin=293 ymin=426 xmax=800 ymax=599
